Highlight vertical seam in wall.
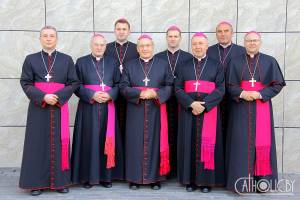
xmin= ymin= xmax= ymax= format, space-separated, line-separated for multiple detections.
xmin=188 ymin=0 xmax=191 ymax=51
xmin=236 ymin=0 xmax=239 ymax=44
xmin=141 ymin=0 xmax=143 ymax=33
xmin=92 ymin=0 xmax=95 ymax=33
xmin=282 ymin=0 xmax=289 ymax=176
xmin=44 ymin=0 xmax=47 ymax=26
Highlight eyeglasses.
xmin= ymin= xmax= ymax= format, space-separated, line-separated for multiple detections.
xmin=245 ymin=39 xmax=261 ymax=43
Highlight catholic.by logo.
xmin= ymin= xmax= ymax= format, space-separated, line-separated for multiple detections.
xmin=234 ymin=174 xmax=295 ymax=195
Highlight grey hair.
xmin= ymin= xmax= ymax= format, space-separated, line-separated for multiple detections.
xmin=40 ymin=26 xmax=57 ymax=37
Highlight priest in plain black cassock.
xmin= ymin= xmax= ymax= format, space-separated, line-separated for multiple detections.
xmin=105 ymin=18 xmax=139 ymax=146
xmin=207 ymin=21 xmax=245 ymax=70
xmin=226 ymin=31 xmax=285 ymax=193
xmin=207 ymin=21 xmax=245 ymax=159
xmin=19 ymin=26 xmax=79 ymax=196
xmin=175 ymin=32 xmax=225 ymax=193
xmin=120 ymin=34 xmax=173 ymax=190
xmin=156 ymin=25 xmax=192 ymax=178
xmin=71 ymin=34 xmax=124 ymax=189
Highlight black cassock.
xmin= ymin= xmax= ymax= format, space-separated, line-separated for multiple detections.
xmin=226 ymin=53 xmax=285 ymax=192
xmin=105 ymin=41 xmax=139 ymax=139
xmin=207 ymin=43 xmax=245 ymax=149
xmin=71 ymin=55 xmax=124 ymax=185
xmin=207 ymin=43 xmax=245 ymax=71
xmin=120 ymin=57 xmax=173 ymax=184
xmin=175 ymin=56 xmax=225 ymax=187
xmin=19 ymin=50 xmax=79 ymax=190
xmin=155 ymin=49 xmax=192 ymax=177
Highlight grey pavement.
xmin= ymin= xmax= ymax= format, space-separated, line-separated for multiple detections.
xmin=0 ymin=168 xmax=299 ymax=200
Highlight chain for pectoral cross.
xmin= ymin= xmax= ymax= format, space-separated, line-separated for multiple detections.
xmin=41 ymin=51 xmax=57 ymax=82
xmin=217 ymin=44 xmax=233 ymax=65
xmin=115 ymin=41 xmax=129 ymax=73
xmin=139 ymin=57 xmax=155 ymax=87
xmin=192 ymin=56 xmax=207 ymax=91
xmin=245 ymin=53 xmax=260 ymax=88
xmin=90 ymin=55 xmax=105 ymax=90
xmin=167 ymin=50 xmax=180 ymax=78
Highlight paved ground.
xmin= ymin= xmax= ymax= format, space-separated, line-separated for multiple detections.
xmin=0 ymin=168 xmax=299 ymax=200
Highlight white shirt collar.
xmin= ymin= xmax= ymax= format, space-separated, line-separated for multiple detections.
xmin=195 ymin=54 xmax=207 ymax=62
xmin=219 ymin=42 xmax=232 ymax=49
xmin=116 ymin=40 xmax=128 ymax=46
xmin=43 ymin=49 xmax=56 ymax=56
xmin=140 ymin=56 xmax=153 ymax=63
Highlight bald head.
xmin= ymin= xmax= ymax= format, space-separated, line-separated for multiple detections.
xmin=90 ymin=34 xmax=107 ymax=58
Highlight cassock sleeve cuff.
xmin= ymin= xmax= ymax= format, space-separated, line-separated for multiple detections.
xmin=41 ymin=100 xmax=47 ymax=108
xmin=56 ymin=102 xmax=62 ymax=108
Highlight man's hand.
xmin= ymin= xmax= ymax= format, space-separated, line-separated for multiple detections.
xmin=93 ymin=91 xmax=111 ymax=103
xmin=98 ymin=92 xmax=111 ymax=103
xmin=190 ymin=101 xmax=205 ymax=115
xmin=140 ymin=89 xmax=158 ymax=100
xmin=240 ymin=91 xmax=255 ymax=101
xmin=44 ymin=94 xmax=59 ymax=105
xmin=249 ymin=91 xmax=261 ymax=100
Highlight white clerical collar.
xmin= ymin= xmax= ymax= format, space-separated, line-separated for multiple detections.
xmin=195 ymin=54 xmax=207 ymax=62
xmin=247 ymin=52 xmax=259 ymax=59
xmin=167 ymin=47 xmax=180 ymax=54
xmin=219 ymin=42 xmax=232 ymax=48
xmin=116 ymin=40 xmax=128 ymax=46
xmin=140 ymin=56 xmax=153 ymax=63
xmin=43 ymin=49 xmax=56 ymax=56
xmin=91 ymin=53 xmax=103 ymax=61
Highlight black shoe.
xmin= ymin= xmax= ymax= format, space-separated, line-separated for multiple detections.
xmin=56 ymin=188 xmax=69 ymax=193
xmin=30 ymin=190 xmax=42 ymax=196
xmin=100 ymin=182 xmax=112 ymax=188
xmin=186 ymin=184 xmax=196 ymax=192
xmin=83 ymin=182 xmax=93 ymax=189
xmin=200 ymin=186 xmax=211 ymax=193
xmin=129 ymin=183 xmax=139 ymax=190
xmin=151 ymin=183 xmax=161 ymax=190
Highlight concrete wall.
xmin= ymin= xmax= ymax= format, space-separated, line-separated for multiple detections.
xmin=0 ymin=0 xmax=299 ymax=173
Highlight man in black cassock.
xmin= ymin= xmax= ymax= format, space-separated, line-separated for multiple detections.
xmin=207 ymin=21 xmax=245 ymax=157
xmin=207 ymin=21 xmax=245 ymax=70
xmin=156 ymin=25 xmax=192 ymax=178
xmin=105 ymin=18 xmax=139 ymax=145
xmin=226 ymin=31 xmax=285 ymax=193
xmin=175 ymin=32 xmax=225 ymax=193
xmin=120 ymin=34 xmax=173 ymax=190
xmin=71 ymin=34 xmax=123 ymax=189
xmin=19 ymin=26 xmax=79 ymax=196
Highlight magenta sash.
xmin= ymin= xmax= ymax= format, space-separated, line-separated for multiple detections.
xmin=184 ymin=80 xmax=217 ymax=170
xmin=34 ymin=82 xmax=70 ymax=171
xmin=241 ymin=81 xmax=272 ymax=176
xmin=134 ymin=87 xmax=170 ymax=176
xmin=84 ymin=84 xmax=116 ymax=169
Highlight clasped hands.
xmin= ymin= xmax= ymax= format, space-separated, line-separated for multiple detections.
xmin=240 ymin=91 xmax=261 ymax=101
xmin=44 ymin=94 xmax=59 ymax=105
xmin=139 ymin=89 xmax=158 ymax=100
xmin=190 ymin=101 xmax=206 ymax=116
xmin=92 ymin=91 xmax=111 ymax=103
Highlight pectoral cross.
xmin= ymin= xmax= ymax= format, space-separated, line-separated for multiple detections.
xmin=100 ymin=81 xmax=106 ymax=91
xmin=249 ymin=77 xmax=256 ymax=87
xmin=119 ymin=64 xmax=123 ymax=73
xmin=193 ymin=81 xmax=200 ymax=91
xmin=143 ymin=77 xmax=150 ymax=86
xmin=45 ymin=73 xmax=52 ymax=82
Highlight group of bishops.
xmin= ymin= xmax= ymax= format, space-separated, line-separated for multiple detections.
xmin=19 ymin=18 xmax=285 ymax=196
